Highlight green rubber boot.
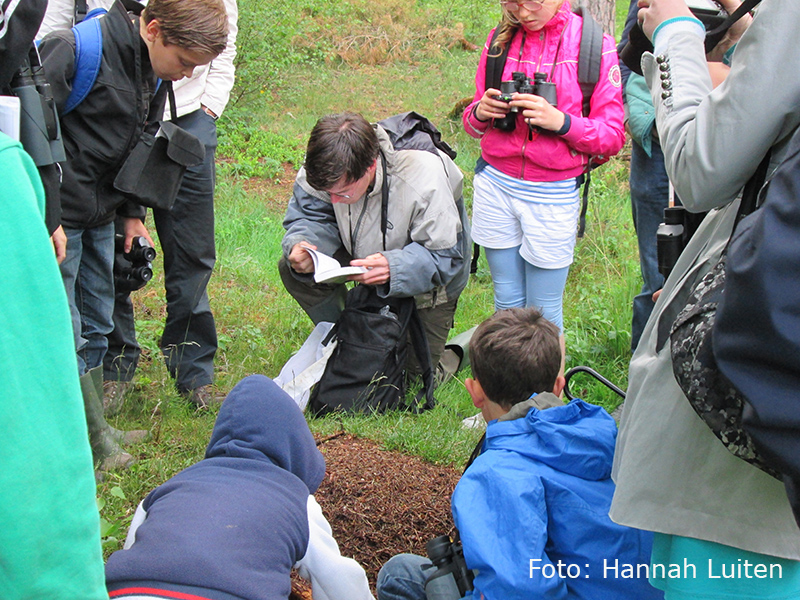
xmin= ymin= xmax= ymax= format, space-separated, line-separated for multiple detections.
xmin=81 ymin=367 xmax=134 ymax=471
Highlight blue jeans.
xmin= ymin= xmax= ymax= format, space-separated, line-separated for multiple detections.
xmin=60 ymin=222 xmax=116 ymax=375
xmin=377 ymin=554 xmax=431 ymax=600
xmin=483 ymin=246 xmax=569 ymax=332
xmin=629 ymin=139 xmax=670 ymax=351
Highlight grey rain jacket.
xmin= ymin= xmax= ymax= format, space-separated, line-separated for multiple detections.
xmin=282 ymin=125 xmax=471 ymax=309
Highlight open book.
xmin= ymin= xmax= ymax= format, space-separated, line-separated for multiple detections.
xmin=304 ymin=247 xmax=367 ymax=284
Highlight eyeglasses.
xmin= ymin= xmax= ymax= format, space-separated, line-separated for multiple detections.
xmin=500 ymin=0 xmax=546 ymax=11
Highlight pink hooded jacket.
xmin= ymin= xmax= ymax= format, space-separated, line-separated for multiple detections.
xmin=462 ymin=1 xmax=625 ymax=182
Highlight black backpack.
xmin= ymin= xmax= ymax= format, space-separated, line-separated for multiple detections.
xmin=308 ymin=285 xmax=435 ymax=416
xmin=307 ymin=112 xmax=455 ymax=415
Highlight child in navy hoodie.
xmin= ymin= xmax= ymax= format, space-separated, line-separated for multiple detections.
xmin=105 ymin=375 xmax=374 ymax=600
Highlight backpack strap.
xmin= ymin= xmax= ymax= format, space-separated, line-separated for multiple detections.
xmin=379 ymin=150 xmax=389 ymax=251
xmin=573 ymin=5 xmax=603 ymax=118
xmin=74 ymin=0 xmax=88 ymax=24
xmin=484 ymin=23 xmax=513 ymax=92
xmin=63 ymin=8 xmax=106 ymax=115
xmin=573 ymin=5 xmax=604 ymax=237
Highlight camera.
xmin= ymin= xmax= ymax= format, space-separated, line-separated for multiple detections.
xmin=114 ymin=234 xmax=156 ymax=293
xmin=656 ymin=206 xmax=707 ymax=280
xmin=620 ymin=0 xmax=730 ymax=76
xmin=423 ymin=535 xmax=475 ymax=600
xmin=494 ymin=71 xmax=558 ymax=132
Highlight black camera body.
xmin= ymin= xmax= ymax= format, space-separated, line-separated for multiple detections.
xmin=423 ymin=535 xmax=475 ymax=600
xmin=656 ymin=206 xmax=707 ymax=280
xmin=494 ymin=71 xmax=558 ymax=132
xmin=620 ymin=0 xmax=730 ymax=75
xmin=114 ymin=234 xmax=156 ymax=293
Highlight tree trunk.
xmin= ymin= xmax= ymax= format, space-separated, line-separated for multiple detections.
xmin=578 ymin=0 xmax=616 ymax=36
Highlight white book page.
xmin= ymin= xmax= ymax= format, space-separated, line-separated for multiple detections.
xmin=304 ymin=247 xmax=366 ymax=284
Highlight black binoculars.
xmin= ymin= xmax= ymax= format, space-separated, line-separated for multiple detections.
xmin=114 ymin=234 xmax=157 ymax=293
xmin=494 ymin=71 xmax=558 ymax=132
xmin=423 ymin=535 xmax=474 ymax=600
xmin=619 ymin=0 xmax=730 ymax=76
xmin=656 ymin=206 xmax=707 ymax=281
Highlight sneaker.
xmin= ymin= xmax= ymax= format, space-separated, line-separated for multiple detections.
xmin=103 ymin=380 xmax=131 ymax=417
xmin=185 ymin=385 xmax=223 ymax=410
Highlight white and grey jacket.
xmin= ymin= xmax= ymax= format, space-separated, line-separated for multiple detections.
xmin=282 ymin=125 xmax=471 ymax=309
xmin=610 ymin=1 xmax=800 ymax=561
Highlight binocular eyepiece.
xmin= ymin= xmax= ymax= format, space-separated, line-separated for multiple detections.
xmin=114 ymin=234 xmax=157 ymax=293
xmin=494 ymin=71 xmax=558 ymax=132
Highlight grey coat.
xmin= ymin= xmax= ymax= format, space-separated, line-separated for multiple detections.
xmin=610 ymin=0 xmax=800 ymax=560
xmin=282 ymin=125 xmax=470 ymax=309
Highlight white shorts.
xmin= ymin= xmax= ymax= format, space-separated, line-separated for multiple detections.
xmin=471 ymin=166 xmax=580 ymax=270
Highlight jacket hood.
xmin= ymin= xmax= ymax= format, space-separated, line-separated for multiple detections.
xmin=486 ymin=398 xmax=617 ymax=481
xmin=205 ymin=375 xmax=326 ymax=494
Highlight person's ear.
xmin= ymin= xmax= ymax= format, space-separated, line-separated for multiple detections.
xmin=552 ymin=374 xmax=566 ymax=398
xmin=144 ymin=19 xmax=161 ymax=43
xmin=465 ymin=377 xmax=486 ymax=409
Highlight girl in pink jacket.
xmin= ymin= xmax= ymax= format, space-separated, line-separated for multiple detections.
xmin=463 ymin=0 xmax=624 ymax=340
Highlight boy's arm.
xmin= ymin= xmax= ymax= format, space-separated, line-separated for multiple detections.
xmin=452 ymin=462 xmax=569 ymax=600
xmin=294 ymin=495 xmax=375 ymax=600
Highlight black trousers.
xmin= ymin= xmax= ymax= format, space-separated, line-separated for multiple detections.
xmin=104 ymin=109 xmax=218 ymax=393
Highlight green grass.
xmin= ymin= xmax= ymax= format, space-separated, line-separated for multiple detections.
xmin=98 ymin=0 xmax=639 ymax=552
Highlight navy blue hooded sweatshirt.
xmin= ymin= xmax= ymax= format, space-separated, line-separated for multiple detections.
xmin=105 ymin=375 xmax=326 ymax=600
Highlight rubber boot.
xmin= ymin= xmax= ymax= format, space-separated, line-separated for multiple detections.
xmin=437 ymin=326 xmax=477 ymax=386
xmin=81 ymin=367 xmax=134 ymax=471
xmin=88 ymin=366 xmax=149 ymax=446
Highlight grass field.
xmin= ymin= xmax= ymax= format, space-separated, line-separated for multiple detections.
xmin=97 ymin=0 xmax=641 ymax=551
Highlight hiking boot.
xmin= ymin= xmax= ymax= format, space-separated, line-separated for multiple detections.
xmin=184 ymin=385 xmax=223 ymax=410
xmin=103 ymin=380 xmax=131 ymax=417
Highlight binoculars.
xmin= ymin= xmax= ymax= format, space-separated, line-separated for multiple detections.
xmin=423 ymin=535 xmax=475 ymax=600
xmin=494 ymin=71 xmax=558 ymax=132
xmin=114 ymin=234 xmax=157 ymax=293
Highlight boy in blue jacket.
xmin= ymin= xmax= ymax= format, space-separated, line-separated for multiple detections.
xmin=377 ymin=308 xmax=662 ymax=600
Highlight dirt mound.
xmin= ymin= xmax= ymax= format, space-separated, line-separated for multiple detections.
xmin=290 ymin=433 xmax=462 ymax=598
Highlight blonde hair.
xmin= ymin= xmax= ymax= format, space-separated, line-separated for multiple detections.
xmin=488 ymin=6 xmax=521 ymax=57
xmin=143 ymin=0 xmax=228 ymax=56
xmin=488 ymin=0 xmax=566 ymax=56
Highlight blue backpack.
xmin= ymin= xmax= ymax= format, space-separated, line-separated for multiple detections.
xmin=62 ymin=7 xmax=107 ymax=115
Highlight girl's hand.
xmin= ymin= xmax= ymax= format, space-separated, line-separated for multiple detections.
xmin=475 ymin=88 xmax=512 ymax=121
xmin=512 ymin=93 xmax=565 ymax=132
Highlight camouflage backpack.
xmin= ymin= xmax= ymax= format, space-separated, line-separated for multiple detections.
xmin=669 ymin=153 xmax=780 ymax=479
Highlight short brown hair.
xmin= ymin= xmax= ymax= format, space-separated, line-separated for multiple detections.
xmin=469 ymin=308 xmax=561 ymax=409
xmin=143 ymin=0 xmax=228 ymax=56
xmin=304 ymin=112 xmax=380 ymax=191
